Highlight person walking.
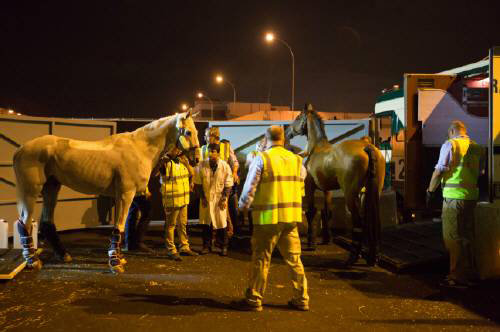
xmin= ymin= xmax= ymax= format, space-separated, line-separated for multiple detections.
xmin=426 ymin=120 xmax=484 ymax=288
xmin=233 ymin=126 xmax=309 ymax=312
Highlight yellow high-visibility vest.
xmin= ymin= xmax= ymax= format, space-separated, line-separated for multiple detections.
xmin=252 ymin=146 xmax=303 ymax=225
xmin=160 ymin=160 xmax=190 ymax=208
xmin=201 ymin=141 xmax=231 ymax=163
xmin=442 ymin=137 xmax=481 ymax=200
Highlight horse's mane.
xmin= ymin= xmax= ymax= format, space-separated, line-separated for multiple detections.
xmin=308 ymin=110 xmax=327 ymax=139
xmin=133 ymin=114 xmax=177 ymax=138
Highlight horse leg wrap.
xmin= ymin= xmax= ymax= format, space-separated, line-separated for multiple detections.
xmin=16 ymin=221 xmax=42 ymax=270
xmin=40 ymin=223 xmax=72 ymax=262
xmin=108 ymin=229 xmax=125 ymax=272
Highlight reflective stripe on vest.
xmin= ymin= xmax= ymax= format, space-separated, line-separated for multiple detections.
xmin=201 ymin=142 xmax=230 ymax=163
xmin=161 ymin=161 xmax=190 ymax=207
xmin=441 ymin=137 xmax=480 ymax=200
xmin=252 ymin=146 xmax=303 ymax=225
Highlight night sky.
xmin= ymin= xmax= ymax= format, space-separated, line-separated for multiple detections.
xmin=1 ymin=0 xmax=499 ymax=118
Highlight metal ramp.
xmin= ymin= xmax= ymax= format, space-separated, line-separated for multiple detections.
xmin=334 ymin=221 xmax=447 ymax=272
xmin=0 ymin=249 xmax=27 ymax=280
xmin=378 ymin=221 xmax=447 ymax=272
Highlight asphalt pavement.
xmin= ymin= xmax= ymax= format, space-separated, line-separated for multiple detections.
xmin=1 ymin=225 xmax=499 ymax=332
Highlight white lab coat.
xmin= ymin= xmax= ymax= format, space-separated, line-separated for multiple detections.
xmin=194 ymin=159 xmax=234 ymax=229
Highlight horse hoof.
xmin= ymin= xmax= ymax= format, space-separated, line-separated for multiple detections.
xmin=110 ymin=264 xmax=125 ymax=274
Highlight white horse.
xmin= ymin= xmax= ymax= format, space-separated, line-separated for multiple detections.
xmin=13 ymin=111 xmax=200 ymax=273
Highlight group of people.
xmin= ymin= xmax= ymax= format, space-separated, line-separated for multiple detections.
xmin=122 ymin=119 xmax=484 ymax=312
xmin=122 ymin=125 xmax=309 ymax=311
xmin=123 ymin=126 xmax=239 ymax=260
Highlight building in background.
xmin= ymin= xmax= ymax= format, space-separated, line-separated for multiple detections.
xmin=193 ymin=101 xmax=371 ymax=121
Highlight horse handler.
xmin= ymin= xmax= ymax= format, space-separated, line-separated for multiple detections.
xmin=426 ymin=120 xmax=484 ymax=288
xmin=233 ymin=126 xmax=309 ymax=312
xmin=159 ymin=147 xmax=199 ymax=261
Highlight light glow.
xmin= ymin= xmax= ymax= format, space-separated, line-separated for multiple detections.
xmin=197 ymin=92 xmax=203 ymax=98
xmin=181 ymin=103 xmax=188 ymax=111
xmin=265 ymin=32 xmax=274 ymax=43
xmin=215 ymin=75 xmax=223 ymax=84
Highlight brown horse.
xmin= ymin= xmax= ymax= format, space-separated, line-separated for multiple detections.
xmin=286 ymin=106 xmax=385 ymax=266
xmin=13 ymin=111 xmax=200 ymax=273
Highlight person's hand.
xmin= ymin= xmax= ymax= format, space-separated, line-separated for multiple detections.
xmin=145 ymin=191 xmax=152 ymax=200
xmin=219 ymin=199 xmax=227 ymax=210
xmin=189 ymin=181 xmax=194 ymax=192
xmin=425 ymin=190 xmax=436 ymax=208
xmin=238 ymin=206 xmax=248 ymax=214
xmin=233 ymin=173 xmax=240 ymax=185
xmin=201 ymin=198 xmax=208 ymax=208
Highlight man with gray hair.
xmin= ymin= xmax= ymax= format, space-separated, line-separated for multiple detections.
xmin=233 ymin=125 xmax=309 ymax=311
xmin=426 ymin=120 xmax=484 ymax=288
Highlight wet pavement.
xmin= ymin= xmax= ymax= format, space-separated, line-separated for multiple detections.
xmin=1 ymin=225 xmax=499 ymax=332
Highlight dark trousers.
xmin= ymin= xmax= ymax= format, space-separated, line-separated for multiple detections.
xmin=202 ymin=224 xmax=228 ymax=249
xmin=228 ymin=186 xmax=240 ymax=235
xmin=125 ymin=196 xmax=151 ymax=248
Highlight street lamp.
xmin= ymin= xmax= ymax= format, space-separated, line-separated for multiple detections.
xmin=264 ymin=32 xmax=295 ymax=111
xmin=196 ymin=92 xmax=214 ymax=120
xmin=181 ymin=103 xmax=189 ymax=111
xmin=215 ymin=74 xmax=237 ymax=104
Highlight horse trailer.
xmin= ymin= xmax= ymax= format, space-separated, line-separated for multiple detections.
xmin=373 ymin=48 xmax=500 ymax=278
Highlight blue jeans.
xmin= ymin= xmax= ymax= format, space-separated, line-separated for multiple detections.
xmin=125 ymin=195 xmax=151 ymax=248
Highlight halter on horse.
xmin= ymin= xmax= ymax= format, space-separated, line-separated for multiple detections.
xmin=286 ymin=105 xmax=385 ymax=266
xmin=13 ymin=111 xmax=200 ymax=273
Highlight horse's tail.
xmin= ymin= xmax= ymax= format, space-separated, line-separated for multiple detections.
xmin=363 ymin=144 xmax=382 ymax=264
xmin=12 ymin=147 xmax=27 ymax=219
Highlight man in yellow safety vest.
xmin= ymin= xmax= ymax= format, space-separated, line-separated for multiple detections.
xmin=233 ymin=126 xmax=309 ymax=312
xmin=159 ymin=147 xmax=198 ymax=261
xmin=426 ymin=120 xmax=484 ymax=288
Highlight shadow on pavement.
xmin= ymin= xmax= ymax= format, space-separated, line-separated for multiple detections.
xmin=71 ymin=291 xmax=232 ymax=316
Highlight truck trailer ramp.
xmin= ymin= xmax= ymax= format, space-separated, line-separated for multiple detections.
xmin=334 ymin=221 xmax=447 ymax=273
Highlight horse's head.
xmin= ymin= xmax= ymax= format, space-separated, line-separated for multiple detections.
xmin=176 ymin=110 xmax=201 ymax=166
xmin=286 ymin=105 xmax=310 ymax=139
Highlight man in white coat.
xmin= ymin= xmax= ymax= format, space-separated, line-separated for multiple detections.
xmin=194 ymin=143 xmax=234 ymax=256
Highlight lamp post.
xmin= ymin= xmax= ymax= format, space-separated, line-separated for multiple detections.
xmin=197 ymin=92 xmax=214 ymax=120
xmin=215 ymin=74 xmax=237 ymax=104
xmin=265 ymin=32 xmax=295 ymax=111
xmin=181 ymin=103 xmax=189 ymax=111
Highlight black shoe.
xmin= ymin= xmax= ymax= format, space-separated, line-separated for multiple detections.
xmin=230 ymin=299 xmax=263 ymax=312
xmin=199 ymin=247 xmax=210 ymax=255
xmin=287 ymin=300 xmax=309 ymax=311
